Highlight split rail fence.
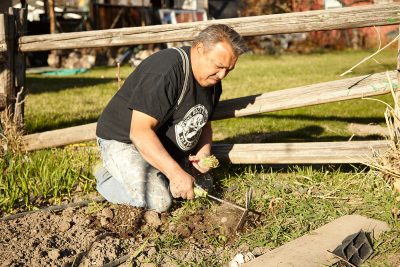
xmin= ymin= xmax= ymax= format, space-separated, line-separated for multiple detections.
xmin=1 ymin=3 xmax=400 ymax=164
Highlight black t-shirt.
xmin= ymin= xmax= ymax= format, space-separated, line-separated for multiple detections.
xmin=96 ymin=46 xmax=222 ymax=162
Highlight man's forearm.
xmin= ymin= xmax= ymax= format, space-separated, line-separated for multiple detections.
xmin=194 ymin=122 xmax=213 ymax=156
xmin=131 ymin=128 xmax=184 ymax=180
xmin=131 ymin=126 xmax=195 ymax=199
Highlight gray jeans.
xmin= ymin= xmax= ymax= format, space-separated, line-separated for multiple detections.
xmin=95 ymin=138 xmax=214 ymax=213
xmin=95 ymin=138 xmax=172 ymax=212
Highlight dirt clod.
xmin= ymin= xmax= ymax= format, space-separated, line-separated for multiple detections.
xmin=48 ymin=249 xmax=60 ymax=260
xmin=176 ymin=224 xmax=192 ymax=238
xmin=58 ymin=220 xmax=71 ymax=232
xmin=100 ymin=216 xmax=109 ymax=226
xmin=144 ymin=211 xmax=162 ymax=228
xmin=101 ymin=207 xmax=114 ymax=219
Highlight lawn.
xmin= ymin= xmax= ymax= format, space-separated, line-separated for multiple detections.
xmin=1 ymin=48 xmax=399 ymax=265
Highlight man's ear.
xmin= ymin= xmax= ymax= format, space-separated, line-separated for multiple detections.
xmin=195 ymin=42 xmax=204 ymax=55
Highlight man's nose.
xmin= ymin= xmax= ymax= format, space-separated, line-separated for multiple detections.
xmin=217 ymin=69 xmax=227 ymax=80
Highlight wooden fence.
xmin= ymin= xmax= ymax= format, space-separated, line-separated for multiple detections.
xmin=1 ymin=3 xmax=400 ymax=164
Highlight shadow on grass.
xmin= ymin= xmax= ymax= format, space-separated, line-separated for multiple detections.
xmin=253 ymin=113 xmax=385 ymax=125
xmin=217 ymin=125 xmax=384 ymax=144
xmin=26 ymin=76 xmax=116 ymax=94
xmin=26 ymin=117 xmax=99 ymax=134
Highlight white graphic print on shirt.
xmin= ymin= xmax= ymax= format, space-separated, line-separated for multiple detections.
xmin=175 ymin=104 xmax=208 ymax=151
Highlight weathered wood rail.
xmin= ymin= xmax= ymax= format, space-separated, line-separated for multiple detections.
xmin=214 ymin=71 xmax=398 ymax=120
xmin=12 ymin=3 xmax=400 ymax=52
xmin=2 ymin=3 xmax=400 ymax=163
xmin=213 ymin=140 xmax=391 ymax=164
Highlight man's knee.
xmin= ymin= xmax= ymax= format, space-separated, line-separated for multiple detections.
xmin=142 ymin=170 xmax=172 ymax=212
xmin=150 ymin=195 xmax=172 ymax=213
xmin=93 ymin=164 xmax=110 ymax=186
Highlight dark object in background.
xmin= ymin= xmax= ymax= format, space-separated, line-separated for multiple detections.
xmin=332 ymin=230 xmax=374 ymax=267
xmin=208 ymin=0 xmax=243 ymax=19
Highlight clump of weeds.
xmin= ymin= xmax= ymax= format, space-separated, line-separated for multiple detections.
xmin=0 ymin=108 xmax=25 ymax=157
xmin=0 ymin=109 xmax=99 ymax=215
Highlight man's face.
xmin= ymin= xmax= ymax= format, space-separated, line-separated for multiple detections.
xmin=192 ymin=41 xmax=238 ymax=88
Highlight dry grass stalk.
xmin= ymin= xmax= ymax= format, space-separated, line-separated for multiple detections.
xmin=341 ymin=32 xmax=400 ymax=186
xmin=340 ymin=32 xmax=400 ymax=77
xmin=363 ymin=72 xmax=400 ymax=184
xmin=0 ymin=108 xmax=25 ymax=156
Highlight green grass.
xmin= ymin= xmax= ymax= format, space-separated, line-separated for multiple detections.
xmin=215 ymin=165 xmax=400 ymax=266
xmin=0 ymin=148 xmax=97 ymax=212
xmin=1 ymin=48 xmax=400 ymax=265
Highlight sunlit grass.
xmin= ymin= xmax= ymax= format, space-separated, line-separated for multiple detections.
xmin=0 ymin=148 xmax=98 ymax=213
xmin=211 ymin=165 xmax=400 ymax=266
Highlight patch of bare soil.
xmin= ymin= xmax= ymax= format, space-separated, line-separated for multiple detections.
xmin=0 ymin=201 xmax=263 ymax=266
xmin=388 ymin=253 xmax=400 ymax=266
xmin=171 ymin=204 xmax=244 ymax=243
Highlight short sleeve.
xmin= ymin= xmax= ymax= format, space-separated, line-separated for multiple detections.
xmin=127 ymin=72 xmax=178 ymax=123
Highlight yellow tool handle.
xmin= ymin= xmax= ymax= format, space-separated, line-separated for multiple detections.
xmin=193 ymin=185 xmax=208 ymax=198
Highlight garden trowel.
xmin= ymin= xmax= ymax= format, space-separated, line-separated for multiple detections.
xmin=194 ymin=184 xmax=255 ymax=231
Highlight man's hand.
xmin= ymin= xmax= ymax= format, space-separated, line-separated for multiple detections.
xmin=189 ymin=154 xmax=211 ymax=174
xmin=169 ymin=170 xmax=195 ymax=199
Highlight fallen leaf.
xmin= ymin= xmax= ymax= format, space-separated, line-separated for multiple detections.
xmin=394 ymin=179 xmax=400 ymax=193
xmin=392 ymin=207 xmax=399 ymax=217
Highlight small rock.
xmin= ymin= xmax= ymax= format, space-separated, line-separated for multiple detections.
xmin=297 ymin=187 xmax=308 ymax=194
xmin=176 ymin=224 xmax=191 ymax=238
xmin=243 ymin=252 xmax=255 ymax=262
xmin=160 ymin=213 xmax=169 ymax=224
xmin=220 ymin=217 xmax=228 ymax=223
xmin=59 ymin=220 xmax=71 ymax=232
xmin=61 ymin=207 xmax=74 ymax=218
xmin=100 ymin=217 xmax=109 ymax=227
xmin=2 ymin=260 xmax=11 ymax=266
xmin=101 ymin=208 xmax=114 ymax=219
xmin=229 ymin=253 xmax=244 ymax=267
xmin=237 ymin=243 xmax=250 ymax=253
xmin=392 ymin=207 xmax=400 ymax=219
xmin=216 ymin=247 xmax=224 ymax=254
xmin=252 ymin=246 xmax=271 ymax=256
xmin=144 ymin=211 xmax=162 ymax=228
xmin=168 ymin=223 xmax=176 ymax=232
xmin=48 ymin=249 xmax=60 ymax=261
xmin=147 ymin=246 xmax=157 ymax=257
xmin=137 ymin=253 xmax=145 ymax=262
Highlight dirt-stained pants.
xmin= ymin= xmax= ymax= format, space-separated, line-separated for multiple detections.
xmin=95 ymin=138 xmax=172 ymax=213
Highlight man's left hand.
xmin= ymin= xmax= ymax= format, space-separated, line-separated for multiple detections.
xmin=188 ymin=154 xmax=211 ymax=174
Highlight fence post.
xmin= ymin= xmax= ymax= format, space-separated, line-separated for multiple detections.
xmin=0 ymin=11 xmax=14 ymax=116
xmin=0 ymin=13 xmax=7 ymax=111
xmin=397 ymin=25 xmax=400 ymax=139
xmin=0 ymin=8 xmax=27 ymax=126
xmin=12 ymin=7 xmax=27 ymax=126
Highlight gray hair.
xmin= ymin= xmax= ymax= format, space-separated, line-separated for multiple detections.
xmin=192 ymin=24 xmax=247 ymax=56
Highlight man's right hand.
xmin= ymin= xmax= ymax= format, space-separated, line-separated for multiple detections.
xmin=169 ymin=171 xmax=195 ymax=200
